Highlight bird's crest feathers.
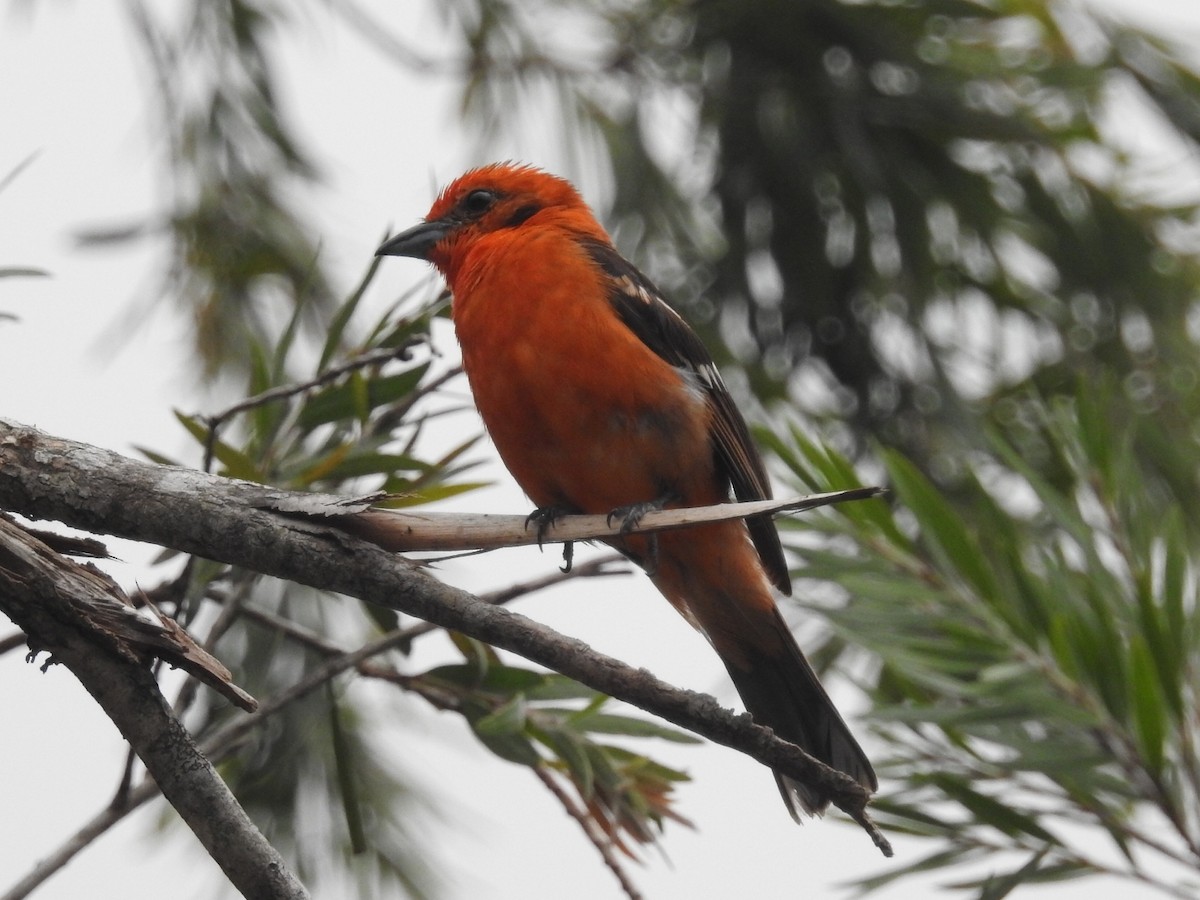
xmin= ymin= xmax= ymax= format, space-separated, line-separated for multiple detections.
xmin=427 ymin=163 xmax=586 ymax=222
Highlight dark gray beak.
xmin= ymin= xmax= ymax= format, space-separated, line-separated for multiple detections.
xmin=375 ymin=220 xmax=450 ymax=260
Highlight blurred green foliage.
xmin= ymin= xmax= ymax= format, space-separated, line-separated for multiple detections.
xmin=765 ymin=390 xmax=1199 ymax=896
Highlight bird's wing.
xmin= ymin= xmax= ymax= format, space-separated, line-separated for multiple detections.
xmin=581 ymin=239 xmax=791 ymax=594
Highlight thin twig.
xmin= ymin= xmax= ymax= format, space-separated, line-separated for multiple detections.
xmin=207 ymin=553 xmax=628 ymax=655
xmin=199 ymin=344 xmax=419 ymax=471
xmin=533 ymin=766 xmax=644 ymax=900
xmin=392 ymin=554 xmax=630 ymax=642
xmin=315 ymin=487 xmax=888 ymax=552
xmin=0 ymin=630 xmax=26 ymax=657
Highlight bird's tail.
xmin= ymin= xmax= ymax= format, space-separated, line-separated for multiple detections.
xmin=638 ymin=522 xmax=875 ymax=817
xmin=721 ymin=604 xmax=876 ymax=817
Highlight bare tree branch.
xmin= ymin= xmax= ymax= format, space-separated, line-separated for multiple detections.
xmin=0 ymin=515 xmax=307 ymax=900
xmin=0 ymin=418 xmax=891 ymax=856
xmin=0 ymin=514 xmax=255 ymax=710
xmin=266 ymin=486 xmax=886 ymax=552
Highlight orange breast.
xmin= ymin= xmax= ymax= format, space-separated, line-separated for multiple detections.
xmin=450 ymin=228 xmax=719 ymax=515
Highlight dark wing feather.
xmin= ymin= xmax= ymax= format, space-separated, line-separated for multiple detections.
xmin=581 ymin=239 xmax=791 ymax=594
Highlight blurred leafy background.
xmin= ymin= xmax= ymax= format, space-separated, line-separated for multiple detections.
xmin=5 ymin=0 xmax=1200 ymax=898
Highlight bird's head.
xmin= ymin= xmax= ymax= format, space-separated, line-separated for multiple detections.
xmin=376 ymin=163 xmax=603 ymax=277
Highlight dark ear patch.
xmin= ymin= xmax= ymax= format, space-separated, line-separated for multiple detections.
xmin=504 ymin=204 xmax=540 ymax=227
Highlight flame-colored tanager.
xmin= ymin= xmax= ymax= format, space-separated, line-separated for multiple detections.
xmin=377 ymin=163 xmax=876 ymax=818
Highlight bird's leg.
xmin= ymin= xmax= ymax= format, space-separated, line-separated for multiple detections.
xmin=525 ymin=505 xmax=575 ymax=573
xmin=606 ymin=494 xmax=677 ymax=577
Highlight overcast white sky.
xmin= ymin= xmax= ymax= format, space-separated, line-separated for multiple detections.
xmin=2 ymin=2 xmax=1198 ymax=899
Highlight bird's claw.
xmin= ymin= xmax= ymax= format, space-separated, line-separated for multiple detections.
xmin=525 ymin=506 xmax=575 ymax=573
xmin=606 ymin=495 xmax=675 ymax=576
xmin=525 ymin=506 xmax=567 ymax=544
xmin=606 ymin=497 xmax=670 ymax=534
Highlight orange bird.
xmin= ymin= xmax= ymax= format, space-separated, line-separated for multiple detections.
xmin=377 ymin=163 xmax=875 ymax=817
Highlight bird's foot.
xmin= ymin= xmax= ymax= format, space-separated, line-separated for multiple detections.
xmin=525 ymin=506 xmax=575 ymax=573
xmin=605 ymin=495 xmax=675 ymax=534
xmin=606 ymin=495 xmax=676 ymax=576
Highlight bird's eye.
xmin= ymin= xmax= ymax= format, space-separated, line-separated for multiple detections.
xmin=461 ymin=189 xmax=497 ymax=216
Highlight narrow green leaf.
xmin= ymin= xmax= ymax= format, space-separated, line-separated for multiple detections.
xmin=1156 ymin=513 xmax=1190 ymax=719
xmin=326 ymin=684 xmax=366 ymax=854
xmin=361 ymin=599 xmax=400 ymax=635
xmin=297 ymin=364 xmax=429 ymax=431
xmin=566 ymin=711 xmax=703 ymax=744
xmin=469 ymin=696 xmax=541 ymax=766
xmin=976 ymin=847 xmax=1051 ymax=900
xmin=243 ymin=342 xmax=287 ymax=446
xmin=424 ymin=663 xmax=543 ymax=694
xmin=292 ymin=442 xmax=353 ymax=486
xmin=851 ymin=846 xmax=986 ymax=892
xmin=378 ymin=481 xmax=489 ymax=507
xmin=319 ymin=452 xmax=431 ymax=480
xmin=985 ymin=423 xmax=1094 ymax=548
xmin=173 ymin=410 xmax=261 ymax=480
xmin=319 ymin=254 xmax=381 ymax=371
xmin=446 ymin=632 xmax=500 ymax=671
xmin=883 ymin=450 xmax=999 ymax=599
xmin=1128 ymin=634 xmax=1166 ymax=774
xmin=1072 ymin=387 xmax=1114 ymax=492
xmin=470 ymin=717 xmax=540 ymax=767
xmin=134 ymin=445 xmax=181 ymax=466
xmin=271 ymin=288 xmax=308 ymax=385
xmin=475 ymin=695 xmax=529 ymax=737
xmin=931 ymin=775 xmax=1057 ymax=843
xmin=349 ymin=369 xmax=370 ymax=424
xmin=536 ymin=727 xmax=595 ymax=798
xmin=524 ymin=674 xmax=600 ymax=702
